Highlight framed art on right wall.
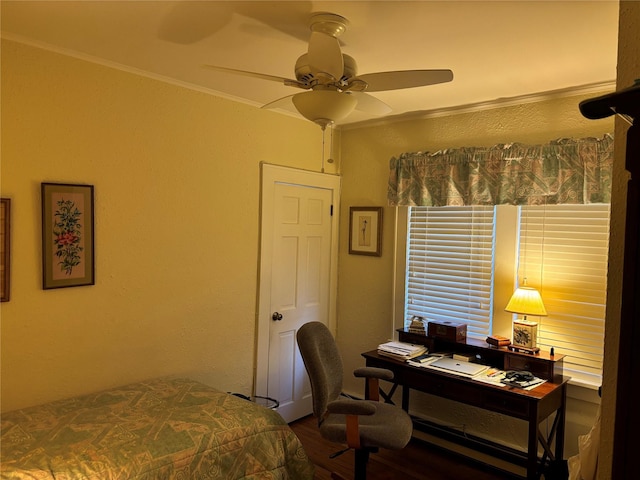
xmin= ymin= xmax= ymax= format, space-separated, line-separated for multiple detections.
xmin=349 ymin=206 xmax=382 ymax=256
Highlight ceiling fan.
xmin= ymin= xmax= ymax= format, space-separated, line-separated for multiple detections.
xmin=204 ymin=12 xmax=453 ymax=128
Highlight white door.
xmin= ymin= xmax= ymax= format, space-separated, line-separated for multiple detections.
xmin=256 ymin=164 xmax=340 ymax=423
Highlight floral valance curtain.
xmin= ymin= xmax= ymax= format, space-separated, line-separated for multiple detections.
xmin=388 ymin=135 xmax=614 ymax=207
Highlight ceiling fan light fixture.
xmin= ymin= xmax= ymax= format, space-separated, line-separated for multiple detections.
xmin=204 ymin=11 xmax=454 ymax=125
xmin=292 ymin=90 xmax=357 ymax=127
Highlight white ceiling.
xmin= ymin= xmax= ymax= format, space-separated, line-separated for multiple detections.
xmin=1 ymin=1 xmax=620 ymax=126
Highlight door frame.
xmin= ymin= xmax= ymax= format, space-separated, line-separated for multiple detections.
xmin=254 ymin=163 xmax=341 ymax=398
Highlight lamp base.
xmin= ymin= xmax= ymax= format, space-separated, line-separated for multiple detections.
xmin=508 ymin=345 xmax=540 ymax=355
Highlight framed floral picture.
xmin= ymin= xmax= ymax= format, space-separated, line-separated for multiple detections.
xmin=348 ymin=206 xmax=382 ymax=256
xmin=41 ymin=183 xmax=95 ymax=289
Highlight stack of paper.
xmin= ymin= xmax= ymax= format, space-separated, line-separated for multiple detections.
xmin=406 ymin=353 xmax=440 ymax=367
xmin=377 ymin=341 xmax=427 ymax=361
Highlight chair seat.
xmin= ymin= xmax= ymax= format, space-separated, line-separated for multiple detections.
xmin=320 ymin=400 xmax=413 ymax=450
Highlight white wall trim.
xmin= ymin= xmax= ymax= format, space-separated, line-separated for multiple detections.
xmin=341 ymin=81 xmax=617 ymax=131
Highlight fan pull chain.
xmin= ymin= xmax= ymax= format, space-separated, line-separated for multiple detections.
xmin=321 ymin=125 xmax=326 ymax=173
xmin=327 ymin=125 xmax=334 ymax=164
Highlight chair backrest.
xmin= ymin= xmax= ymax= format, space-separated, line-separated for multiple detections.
xmin=297 ymin=321 xmax=344 ymax=420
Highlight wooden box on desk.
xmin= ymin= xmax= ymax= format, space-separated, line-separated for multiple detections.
xmin=427 ymin=321 xmax=467 ymax=343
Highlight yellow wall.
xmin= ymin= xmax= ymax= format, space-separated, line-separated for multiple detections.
xmin=0 ymin=39 xmax=330 ymax=412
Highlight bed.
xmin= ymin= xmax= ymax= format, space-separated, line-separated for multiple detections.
xmin=0 ymin=377 xmax=314 ymax=479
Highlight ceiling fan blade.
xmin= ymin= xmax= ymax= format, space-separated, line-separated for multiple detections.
xmin=202 ymin=65 xmax=309 ymax=89
xmin=352 ymin=92 xmax=393 ymax=115
xmin=261 ymin=94 xmax=297 ymax=112
xmin=356 ymin=69 xmax=454 ymax=92
xmin=308 ymin=31 xmax=344 ymax=80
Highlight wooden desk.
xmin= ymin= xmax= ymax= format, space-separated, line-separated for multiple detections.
xmin=362 ymin=349 xmax=569 ymax=480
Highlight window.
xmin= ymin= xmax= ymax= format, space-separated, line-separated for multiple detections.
xmin=405 ymin=206 xmax=495 ymax=338
xmin=517 ymin=204 xmax=610 ymax=385
xmin=403 ymin=204 xmax=609 ymax=386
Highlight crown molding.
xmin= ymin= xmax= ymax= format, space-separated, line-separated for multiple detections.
xmin=340 ymin=81 xmax=617 ymax=131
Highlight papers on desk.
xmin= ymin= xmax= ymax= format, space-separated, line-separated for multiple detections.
xmin=473 ymin=369 xmax=509 ymax=387
xmin=377 ymin=341 xmax=427 ymax=361
xmin=406 ymin=353 xmax=442 ymax=367
xmin=403 ymin=360 xmax=547 ymax=390
xmin=473 ymin=369 xmax=547 ymax=390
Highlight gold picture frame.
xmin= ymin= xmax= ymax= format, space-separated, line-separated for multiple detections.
xmin=1 ymin=198 xmax=10 ymax=302
xmin=42 ymin=183 xmax=95 ymax=289
xmin=349 ymin=206 xmax=382 ymax=256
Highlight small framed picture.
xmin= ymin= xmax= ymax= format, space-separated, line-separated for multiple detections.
xmin=42 ymin=183 xmax=95 ymax=289
xmin=1 ymin=198 xmax=10 ymax=302
xmin=349 ymin=206 xmax=382 ymax=256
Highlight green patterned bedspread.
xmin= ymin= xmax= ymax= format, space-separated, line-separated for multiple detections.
xmin=0 ymin=377 xmax=314 ymax=479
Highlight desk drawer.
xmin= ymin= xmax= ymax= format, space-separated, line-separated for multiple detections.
xmin=415 ymin=376 xmax=482 ymax=407
xmin=505 ymin=354 xmax=552 ymax=379
xmin=483 ymin=391 xmax=530 ymax=418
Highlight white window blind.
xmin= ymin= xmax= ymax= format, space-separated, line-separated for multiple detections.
xmin=405 ymin=206 xmax=496 ymax=338
xmin=518 ymin=204 xmax=610 ymax=384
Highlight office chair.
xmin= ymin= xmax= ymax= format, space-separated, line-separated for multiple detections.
xmin=297 ymin=321 xmax=413 ymax=480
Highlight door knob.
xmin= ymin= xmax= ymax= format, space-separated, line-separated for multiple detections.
xmin=272 ymin=312 xmax=283 ymax=321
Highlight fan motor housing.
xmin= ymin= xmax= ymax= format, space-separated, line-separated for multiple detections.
xmin=295 ymin=53 xmax=357 ymax=85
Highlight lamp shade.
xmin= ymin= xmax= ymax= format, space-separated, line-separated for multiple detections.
xmin=292 ymin=90 xmax=357 ymax=128
xmin=505 ymin=286 xmax=548 ymax=316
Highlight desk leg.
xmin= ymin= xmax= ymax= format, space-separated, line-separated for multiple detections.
xmin=555 ymin=384 xmax=567 ymax=461
xmin=527 ymin=407 xmax=539 ymax=480
xmin=530 ymin=386 xmax=567 ymax=480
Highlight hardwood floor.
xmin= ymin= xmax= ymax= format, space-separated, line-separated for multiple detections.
xmin=289 ymin=415 xmax=521 ymax=480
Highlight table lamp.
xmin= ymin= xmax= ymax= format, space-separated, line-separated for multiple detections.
xmin=505 ymin=282 xmax=547 ymax=352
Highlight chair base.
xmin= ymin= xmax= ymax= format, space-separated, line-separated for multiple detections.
xmin=354 ymin=448 xmax=370 ymax=480
xmin=329 ymin=448 xmax=372 ymax=480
